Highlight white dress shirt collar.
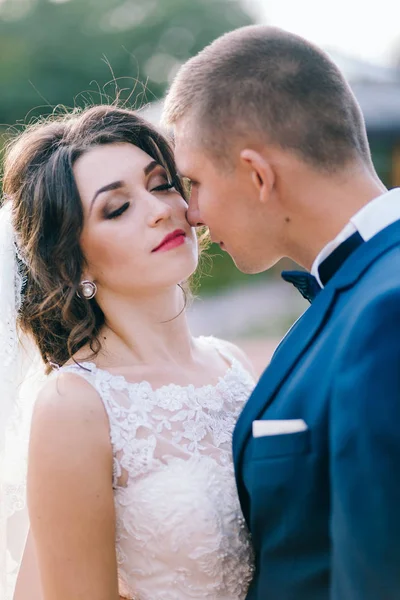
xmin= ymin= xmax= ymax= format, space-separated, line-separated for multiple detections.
xmin=311 ymin=188 xmax=400 ymax=288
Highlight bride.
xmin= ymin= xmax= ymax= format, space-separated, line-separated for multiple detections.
xmin=0 ymin=105 xmax=255 ymax=600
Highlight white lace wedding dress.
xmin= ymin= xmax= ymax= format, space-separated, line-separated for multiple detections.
xmin=60 ymin=336 xmax=255 ymax=600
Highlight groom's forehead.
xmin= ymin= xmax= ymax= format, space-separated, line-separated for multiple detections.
xmin=173 ymin=137 xmax=190 ymax=175
xmin=174 ymin=119 xmax=197 ymax=151
xmin=173 ymin=122 xmax=204 ymax=175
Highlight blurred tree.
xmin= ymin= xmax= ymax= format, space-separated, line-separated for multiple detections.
xmin=0 ymin=0 xmax=254 ymax=124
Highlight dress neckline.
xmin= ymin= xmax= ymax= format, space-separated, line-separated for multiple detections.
xmin=61 ymin=336 xmax=250 ymax=395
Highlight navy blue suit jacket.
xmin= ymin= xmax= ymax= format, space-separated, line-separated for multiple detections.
xmin=233 ymin=219 xmax=400 ymax=599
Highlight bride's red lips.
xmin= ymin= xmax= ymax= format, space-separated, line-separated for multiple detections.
xmin=152 ymin=229 xmax=186 ymax=252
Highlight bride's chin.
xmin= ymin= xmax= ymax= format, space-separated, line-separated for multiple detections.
xmin=168 ymin=255 xmax=199 ymax=284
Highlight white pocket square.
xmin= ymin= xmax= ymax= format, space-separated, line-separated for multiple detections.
xmin=252 ymin=419 xmax=308 ymax=438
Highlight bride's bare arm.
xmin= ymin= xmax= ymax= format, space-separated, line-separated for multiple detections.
xmin=27 ymin=372 xmax=121 ymax=600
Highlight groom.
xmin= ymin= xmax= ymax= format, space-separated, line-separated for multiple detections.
xmin=164 ymin=25 xmax=400 ymax=600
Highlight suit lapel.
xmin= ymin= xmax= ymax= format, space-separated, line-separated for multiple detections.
xmin=233 ymin=284 xmax=336 ymax=474
xmin=233 ymin=218 xmax=400 ymax=497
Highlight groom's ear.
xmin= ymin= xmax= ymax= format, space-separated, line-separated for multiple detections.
xmin=240 ymin=149 xmax=274 ymax=204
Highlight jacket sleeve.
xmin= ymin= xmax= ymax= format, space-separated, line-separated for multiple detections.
xmin=330 ymin=289 xmax=400 ymax=599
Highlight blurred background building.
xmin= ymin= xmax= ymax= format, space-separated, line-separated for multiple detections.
xmin=1 ymin=0 xmax=399 ymax=372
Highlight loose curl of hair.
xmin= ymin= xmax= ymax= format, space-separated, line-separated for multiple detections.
xmin=2 ymin=105 xmax=201 ymax=373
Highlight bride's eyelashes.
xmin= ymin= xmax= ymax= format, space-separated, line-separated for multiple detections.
xmin=106 ymin=202 xmax=130 ymax=220
xmin=149 ymin=167 xmax=178 ymax=193
xmin=105 ymin=176 xmax=176 ymax=219
xmin=150 ymin=181 xmax=176 ymax=192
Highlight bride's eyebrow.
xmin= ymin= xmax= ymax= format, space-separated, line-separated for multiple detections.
xmin=144 ymin=160 xmax=160 ymax=176
xmin=90 ymin=180 xmax=124 ymax=214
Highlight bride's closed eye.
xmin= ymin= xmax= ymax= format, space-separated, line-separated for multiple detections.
xmin=150 ymin=180 xmax=176 ymax=193
xmin=105 ymin=184 xmax=175 ymax=220
xmin=106 ymin=202 xmax=130 ymax=220
xmin=104 ymin=171 xmax=176 ymax=219
xmin=148 ymin=165 xmax=177 ymax=193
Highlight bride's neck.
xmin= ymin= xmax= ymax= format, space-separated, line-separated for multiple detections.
xmin=97 ymin=285 xmax=194 ymax=367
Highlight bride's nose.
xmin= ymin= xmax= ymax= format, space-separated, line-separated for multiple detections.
xmin=147 ymin=195 xmax=173 ymax=226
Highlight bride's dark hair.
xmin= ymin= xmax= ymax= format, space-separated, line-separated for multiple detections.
xmin=2 ymin=105 xmax=192 ymax=373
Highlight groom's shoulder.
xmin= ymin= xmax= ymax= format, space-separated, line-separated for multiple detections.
xmin=352 ymin=243 xmax=400 ymax=297
xmin=337 ymin=246 xmax=400 ymax=334
xmin=326 ymin=245 xmax=400 ymax=340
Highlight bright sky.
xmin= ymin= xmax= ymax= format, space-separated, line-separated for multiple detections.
xmin=246 ymin=0 xmax=400 ymax=66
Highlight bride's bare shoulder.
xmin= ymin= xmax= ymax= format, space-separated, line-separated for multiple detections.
xmin=29 ymin=371 xmax=112 ymax=497
xmin=33 ymin=368 xmax=106 ymax=434
xmin=213 ymin=337 xmax=257 ymax=379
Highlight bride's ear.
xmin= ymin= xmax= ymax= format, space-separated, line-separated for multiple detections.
xmin=240 ymin=149 xmax=275 ymax=204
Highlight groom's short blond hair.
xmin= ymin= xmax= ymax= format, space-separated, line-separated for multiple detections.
xmin=164 ymin=25 xmax=371 ymax=172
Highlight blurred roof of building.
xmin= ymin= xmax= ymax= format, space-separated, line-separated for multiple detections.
xmin=328 ymin=50 xmax=400 ymax=84
xmin=141 ymin=51 xmax=400 ymax=137
xmin=351 ymin=81 xmax=400 ymax=135
xmin=329 ymin=51 xmax=400 ymax=136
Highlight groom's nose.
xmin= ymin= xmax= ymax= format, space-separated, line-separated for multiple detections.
xmin=186 ymin=196 xmax=205 ymax=228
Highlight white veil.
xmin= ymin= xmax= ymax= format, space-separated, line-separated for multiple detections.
xmin=0 ymin=202 xmax=47 ymax=599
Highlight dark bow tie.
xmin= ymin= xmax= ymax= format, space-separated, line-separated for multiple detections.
xmin=281 ymin=231 xmax=364 ymax=303
xmin=281 ymin=270 xmax=321 ymax=303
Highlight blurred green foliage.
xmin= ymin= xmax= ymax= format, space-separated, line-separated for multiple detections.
xmin=0 ymin=0 xmax=253 ymax=124
xmin=369 ymin=140 xmax=393 ymax=187
xmin=198 ymin=243 xmax=273 ymax=295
